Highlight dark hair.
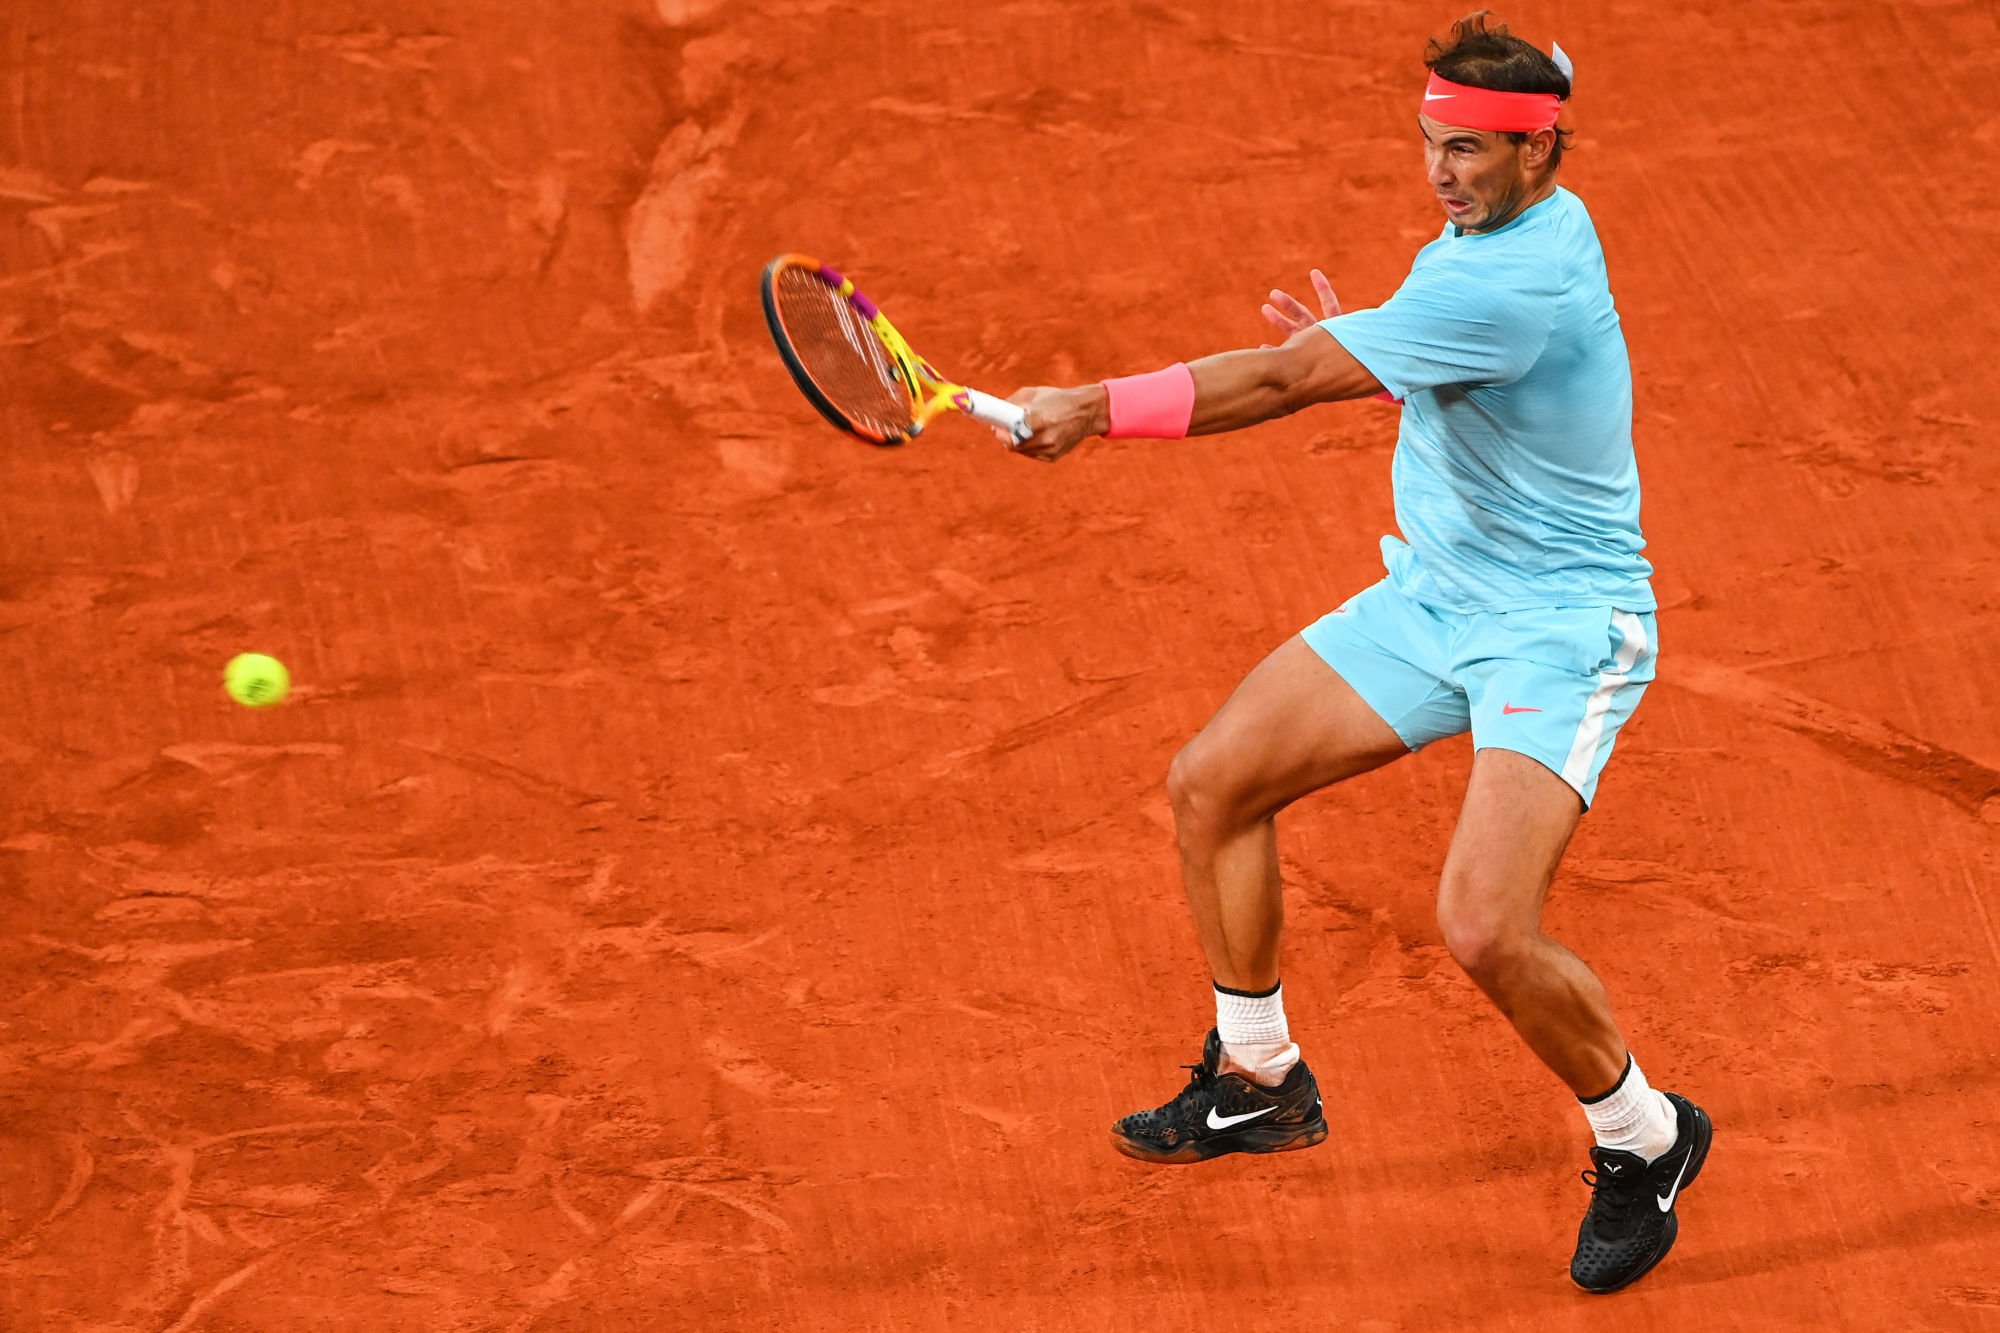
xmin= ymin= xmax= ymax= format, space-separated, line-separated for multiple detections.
xmin=1424 ymin=11 xmax=1574 ymax=169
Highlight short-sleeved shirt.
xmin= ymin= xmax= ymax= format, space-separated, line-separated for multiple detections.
xmin=1319 ymin=187 xmax=1653 ymax=613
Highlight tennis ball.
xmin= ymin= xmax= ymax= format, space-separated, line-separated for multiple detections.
xmin=224 ymin=653 xmax=290 ymax=708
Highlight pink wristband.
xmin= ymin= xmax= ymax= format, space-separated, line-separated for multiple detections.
xmin=1100 ymin=363 xmax=1196 ymax=439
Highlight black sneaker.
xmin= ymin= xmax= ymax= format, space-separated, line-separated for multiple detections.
xmin=1570 ymin=1091 xmax=1714 ymax=1293
xmin=1110 ymin=1029 xmax=1328 ymax=1164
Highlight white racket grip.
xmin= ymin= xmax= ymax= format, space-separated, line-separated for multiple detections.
xmin=958 ymin=387 xmax=1033 ymax=443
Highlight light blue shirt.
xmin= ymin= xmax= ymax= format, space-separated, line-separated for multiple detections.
xmin=1319 ymin=187 xmax=1653 ymax=613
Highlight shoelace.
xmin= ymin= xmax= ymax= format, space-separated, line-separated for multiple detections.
xmin=1578 ymin=1165 xmax=1648 ymax=1236
xmin=1164 ymin=1061 xmax=1217 ymax=1116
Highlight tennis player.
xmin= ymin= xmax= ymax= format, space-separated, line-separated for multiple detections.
xmin=1002 ymin=14 xmax=1711 ymax=1293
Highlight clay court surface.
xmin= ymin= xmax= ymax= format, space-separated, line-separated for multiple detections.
xmin=4 ymin=0 xmax=2000 ymax=1328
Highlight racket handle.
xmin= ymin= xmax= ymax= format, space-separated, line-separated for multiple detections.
xmin=957 ymin=387 xmax=1033 ymax=444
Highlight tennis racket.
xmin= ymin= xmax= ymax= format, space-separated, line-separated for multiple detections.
xmin=760 ymin=254 xmax=1031 ymax=447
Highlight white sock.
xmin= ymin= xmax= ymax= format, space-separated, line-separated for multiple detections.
xmin=1580 ymin=1056 xmax=1679 ymax=1162
xmin=1214 ymin=982 xmax=1299 ymax=1088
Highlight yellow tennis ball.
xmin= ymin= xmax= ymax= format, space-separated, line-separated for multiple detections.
xmin=224 ymin=653 xmax=290 ymax=708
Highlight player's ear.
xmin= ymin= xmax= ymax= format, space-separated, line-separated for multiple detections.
xmin=1523 ymin=128 xmax=1556 ymax=171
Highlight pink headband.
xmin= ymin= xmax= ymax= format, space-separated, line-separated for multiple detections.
xmin=1421 ymin=71 xmax=1561 ymax=132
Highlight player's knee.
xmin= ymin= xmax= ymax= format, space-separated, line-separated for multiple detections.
xmin=1436 ymin=892 xmax=1535 ymax=987
xmin=1167 ymin=740 xmax=1239 ymax=840
xmin=1165 ymin=742 xmax=1209 ymax=822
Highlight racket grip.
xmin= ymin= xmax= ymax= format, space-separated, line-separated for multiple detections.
xmin=957 ymin=387 xmax=1033 ymax=443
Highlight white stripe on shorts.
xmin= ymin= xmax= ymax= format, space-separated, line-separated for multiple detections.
xmin=1560 ymin=611 xmax=1648 ymax=792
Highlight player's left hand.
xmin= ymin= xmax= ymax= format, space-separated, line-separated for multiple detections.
xmin=999 ymin=384 xmax=1109 ymax=463
xmin=1261 ymin=268 xmax=1342 ymax=345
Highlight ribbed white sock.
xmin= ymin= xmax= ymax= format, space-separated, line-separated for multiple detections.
xmin=1214 ymin=981 xmax=1299 ymax=1088
xmin=1580 ymin=1056 xmax=1679 ymax=1161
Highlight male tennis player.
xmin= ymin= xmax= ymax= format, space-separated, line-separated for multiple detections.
xmin=1002 ymin=14 xmax=1710 ymax=1294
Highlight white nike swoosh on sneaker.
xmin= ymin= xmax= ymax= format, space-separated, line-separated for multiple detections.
xmin=1424 ymin=92 xmax=1449 ymax=100
xmin=1206 ymin=1104 xmax=1280 ymax=1130
xmin=1655 ymin=1151 xmax=1694 ymax=1212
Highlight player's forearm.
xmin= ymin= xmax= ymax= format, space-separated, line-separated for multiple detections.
xmin=1008 ymin=330 xmax=1380 ymax=461
xmin=1045 ymin=357 xmax=1290 ymax=442
xmin=1184 ymin=346 xmax=1301 ymax=436
xmin=1109 ymin=332 xmax=1382 ymax=440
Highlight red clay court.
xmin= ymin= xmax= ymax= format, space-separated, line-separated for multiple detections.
xmin=3 ymin=2 xmax=1998 ymax=1328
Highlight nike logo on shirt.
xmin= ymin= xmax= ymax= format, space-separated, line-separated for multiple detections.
xmin=1502 ymin=703 xmax=1542 ymax=715
xmin=1206 ymin=1104 xmax=1280 ymax=1130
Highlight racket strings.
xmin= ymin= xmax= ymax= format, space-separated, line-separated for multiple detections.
xmin=772 ymin=269 xmax=915 ymax=437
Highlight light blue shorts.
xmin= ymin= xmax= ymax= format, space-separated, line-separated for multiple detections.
xmin=1300 ymin=578 xmax=1658 ymax=808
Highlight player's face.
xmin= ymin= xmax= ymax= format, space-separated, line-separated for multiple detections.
xmin=1419 ymin=116 xmax=1543 ymax=232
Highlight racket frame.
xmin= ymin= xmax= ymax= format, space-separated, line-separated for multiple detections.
xmin=760 ymin=254 xmax=1029 ymax=446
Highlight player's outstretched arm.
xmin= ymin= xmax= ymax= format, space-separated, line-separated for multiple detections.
xmin=1004 ymin=321 xmax=1383 ymax=464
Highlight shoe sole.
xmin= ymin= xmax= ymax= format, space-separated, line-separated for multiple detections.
xmin=1110 ymin=1112 xmax=1329 ymax=1165
xmin=1574 ymin=1095 xmax=1714 ymax=1294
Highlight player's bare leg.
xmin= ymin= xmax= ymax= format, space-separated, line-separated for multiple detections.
xmin=1109 ymin=636 xmax=1404 ymax=1164
xmin=1434 ymin=748 xmax=1624 ymax=1094
xmin=1167 ymin=635 xmax=1407 ymax=993
xmin=1437 ymin=747 xmax=1712 ymax=1292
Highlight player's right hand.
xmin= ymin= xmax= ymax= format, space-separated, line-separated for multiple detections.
xmin=999 ymin=384 xmax=1109 ymax=463
xmin=1261 ymin=268 xmax=1342 ymax=345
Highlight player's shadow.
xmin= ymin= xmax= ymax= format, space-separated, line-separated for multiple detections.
xmin=1668 ymin=1199 xmax=1994 ymax=1286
